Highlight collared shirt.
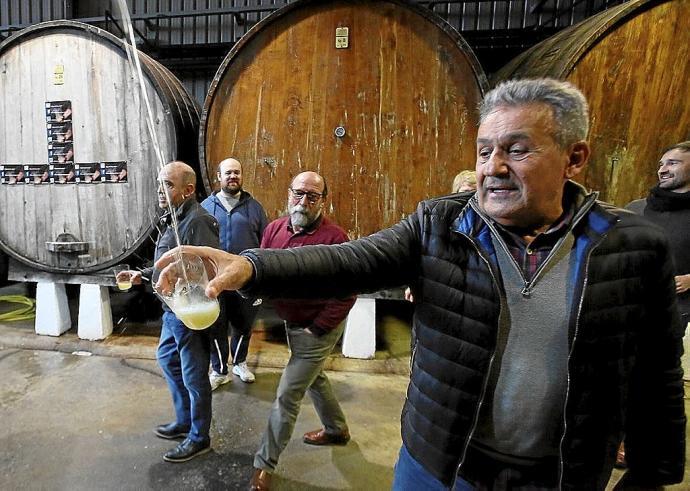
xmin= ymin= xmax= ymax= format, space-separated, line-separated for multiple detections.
xmin=260 ymin=214 xmax=344 ymax=249
xmin=493 ymin=206 xmax=575 ymax=281
xmin=260 ymin=214 xmax=355 ymax=335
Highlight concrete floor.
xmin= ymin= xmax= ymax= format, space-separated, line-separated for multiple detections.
xmin=1 ymin=284 xmax=689 ymax=490
xmin=0 ymin=349 xmax=408 ymax=490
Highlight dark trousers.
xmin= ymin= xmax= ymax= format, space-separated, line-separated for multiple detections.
xmin=210 ymin=292 xmax=259 ymax=374
xmin=158 ymin=311 xmax=212 ymax=443
xmin=459 ymin=446 xmax=559 ymax=491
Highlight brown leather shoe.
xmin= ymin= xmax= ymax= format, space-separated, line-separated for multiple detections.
xmin=249 ymin=467 xmax=271 ymax=491
xmin=303 ymin=428 xmax=350 ymax=446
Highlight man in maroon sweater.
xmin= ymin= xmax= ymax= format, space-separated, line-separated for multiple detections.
xmin=250 ymin=171 xmax=355 ymax=491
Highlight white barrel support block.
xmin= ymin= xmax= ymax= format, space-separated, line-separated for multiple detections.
xmin=77 ymin=284 xmax=113 ymax=340
xmin=35 ymin=282 xmax=71 ymax=336
xmin=342 ymin=297 xmax=376 ymax=359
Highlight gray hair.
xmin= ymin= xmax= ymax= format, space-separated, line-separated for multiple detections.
xmin=479 ymin=78 xmax=589 ymax=148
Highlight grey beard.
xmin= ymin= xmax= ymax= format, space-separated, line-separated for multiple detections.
xmin=289 ymin=204 xmax=319 ymax=228
xmin=290 ymin=210 xmax=310 ymax=228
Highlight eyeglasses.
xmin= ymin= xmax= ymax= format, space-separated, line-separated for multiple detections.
xmin=289 ymin=187 xmax=323 ymax=204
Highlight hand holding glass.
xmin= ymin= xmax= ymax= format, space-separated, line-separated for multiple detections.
xmin=155 ymin=253 xmax=220 ymax=330
xmin=114 ymin=264 xmax=133 ymax=291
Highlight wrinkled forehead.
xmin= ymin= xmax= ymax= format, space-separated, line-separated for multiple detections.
xmin=158 ymin=167 xmax=178 ymax=184
xmin=478 ymin=103 xmax=557 ymax=141
xmin=291 ymin=173 xmax=324 ymax=192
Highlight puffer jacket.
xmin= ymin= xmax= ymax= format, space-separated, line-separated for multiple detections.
xmin=241 ymin=181 xmax=685 ymax=489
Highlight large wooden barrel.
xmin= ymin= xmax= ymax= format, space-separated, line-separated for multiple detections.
xmin=201 ymin=0 xmax=487 ymax=238
xmin=494 ymin=0 xmax=690 ymax=206
xmin=0 ymin=21 xmax=200 ymax=274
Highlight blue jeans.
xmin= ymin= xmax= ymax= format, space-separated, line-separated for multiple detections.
xmin=393 ymin=445 xmax=475 ymax=491
xmin=157 ymin=312 xmax=212 ymax=443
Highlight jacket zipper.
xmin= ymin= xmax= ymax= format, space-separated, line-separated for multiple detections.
xmin=449 ymin=230 xmax=504 ymax=488
xmin=557 ymin=224 xmax=613 ymax=489
xmin=460 ymin=195 xmax=602 ymax=489
xmin=474 ymin=194 xmax=597 ymax=298
xmin=410 ymin=338 xmax=418 ymax=373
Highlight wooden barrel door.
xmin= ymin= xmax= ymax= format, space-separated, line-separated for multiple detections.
xmin=201 ymin=0 xmax=487 ymax=238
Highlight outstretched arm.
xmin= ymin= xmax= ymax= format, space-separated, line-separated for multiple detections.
xmin=155 ymin=246 xmax=254 ymax=298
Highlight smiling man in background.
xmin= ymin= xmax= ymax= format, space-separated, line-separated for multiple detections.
xmin=627 ymin=141 xmax=690 ymax=373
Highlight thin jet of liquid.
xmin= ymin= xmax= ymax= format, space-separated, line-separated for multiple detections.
xmin=116 ymin=0 xmax=187 ymax=285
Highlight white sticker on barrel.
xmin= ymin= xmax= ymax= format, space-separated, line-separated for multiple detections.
xmin=53 ymin=65 xmax=64 ymax=85
xmin=335 ymin=27 xmax=349 ymax=49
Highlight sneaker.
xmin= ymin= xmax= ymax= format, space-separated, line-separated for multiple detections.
xmin=163 ymin=438 xmax=211 ymax=463
xmin=209 ymin=371 xmax=231 ymax=391
xmin=232 ymin=362 xmax=256 ymax=383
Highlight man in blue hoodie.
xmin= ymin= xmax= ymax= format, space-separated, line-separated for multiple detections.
xmin=201 ymin=158 xmax=268 ymax=388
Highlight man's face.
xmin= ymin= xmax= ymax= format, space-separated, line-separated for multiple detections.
xmin=218 ymin=159 xmax=243 ymax=194
xmin=476 ymin=103 xmax=585 ymax=231
xmin=658 ymin=148 xmax=690 ymax=193
xmin=287 ymin=173 xmax=325 ymax=229
xmin=157 ymin=166 xmax=187 ymax=209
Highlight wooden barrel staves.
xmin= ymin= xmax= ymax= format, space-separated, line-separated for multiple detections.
xmin=494 ymin=0 xmax=690 ymax=206
xmin=201 ymin=0 xmax=487 ymax=238
xmin=0 ymin=20 xmax=200 ymax=274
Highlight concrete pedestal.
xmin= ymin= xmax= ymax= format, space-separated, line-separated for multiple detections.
xmin=35 ymin=282 xmax=71 ymax=336
xmin=77 ymin=284 xmax=113 ymax=341
xmin=342 ymin=297 xmax=376 ymax=359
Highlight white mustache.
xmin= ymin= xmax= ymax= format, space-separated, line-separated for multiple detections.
xmin=483 ymin=177 xmax=517 ymax=188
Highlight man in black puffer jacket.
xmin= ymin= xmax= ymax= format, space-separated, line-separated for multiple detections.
xmin=155 ymin=79 xmax=685 ymax=490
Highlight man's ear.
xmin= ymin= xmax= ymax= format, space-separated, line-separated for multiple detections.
xmin=565 ymin=141 xmax=590 ymax=179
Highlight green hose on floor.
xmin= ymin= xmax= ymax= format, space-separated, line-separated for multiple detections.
xmin=0 ymin=295 xmax=36 ymax=321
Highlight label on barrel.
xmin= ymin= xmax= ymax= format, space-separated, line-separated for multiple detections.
xmin=1 ymin=103 xmax=129 ymax=186
xmin=53 ymin=64 xmax=64 ymax=85
xmin=73 ymin=161 xmax=128 ymax=183
xmin=46 ymin=101 xmax=74 ymax=166
xmin=335 ymin=27 xmax=349 ymax=49
xmin=0 ymin=164 xmax=27 ymax=184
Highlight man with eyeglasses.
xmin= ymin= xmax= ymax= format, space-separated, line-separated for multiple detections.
xmin=247 ymin=171 xmax=355 ymax=490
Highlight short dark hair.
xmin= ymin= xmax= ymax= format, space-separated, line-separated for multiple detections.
xmin=662 ymin=141 xmax=690 ymax=154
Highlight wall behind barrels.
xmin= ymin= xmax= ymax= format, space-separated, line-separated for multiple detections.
xmin=494 ymin=0 xmax=690 ymax=206
xmin=201 ymin=0 xmax=486 ymax=238
xmin=0 ymin=21 xmax=199 ymax=273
